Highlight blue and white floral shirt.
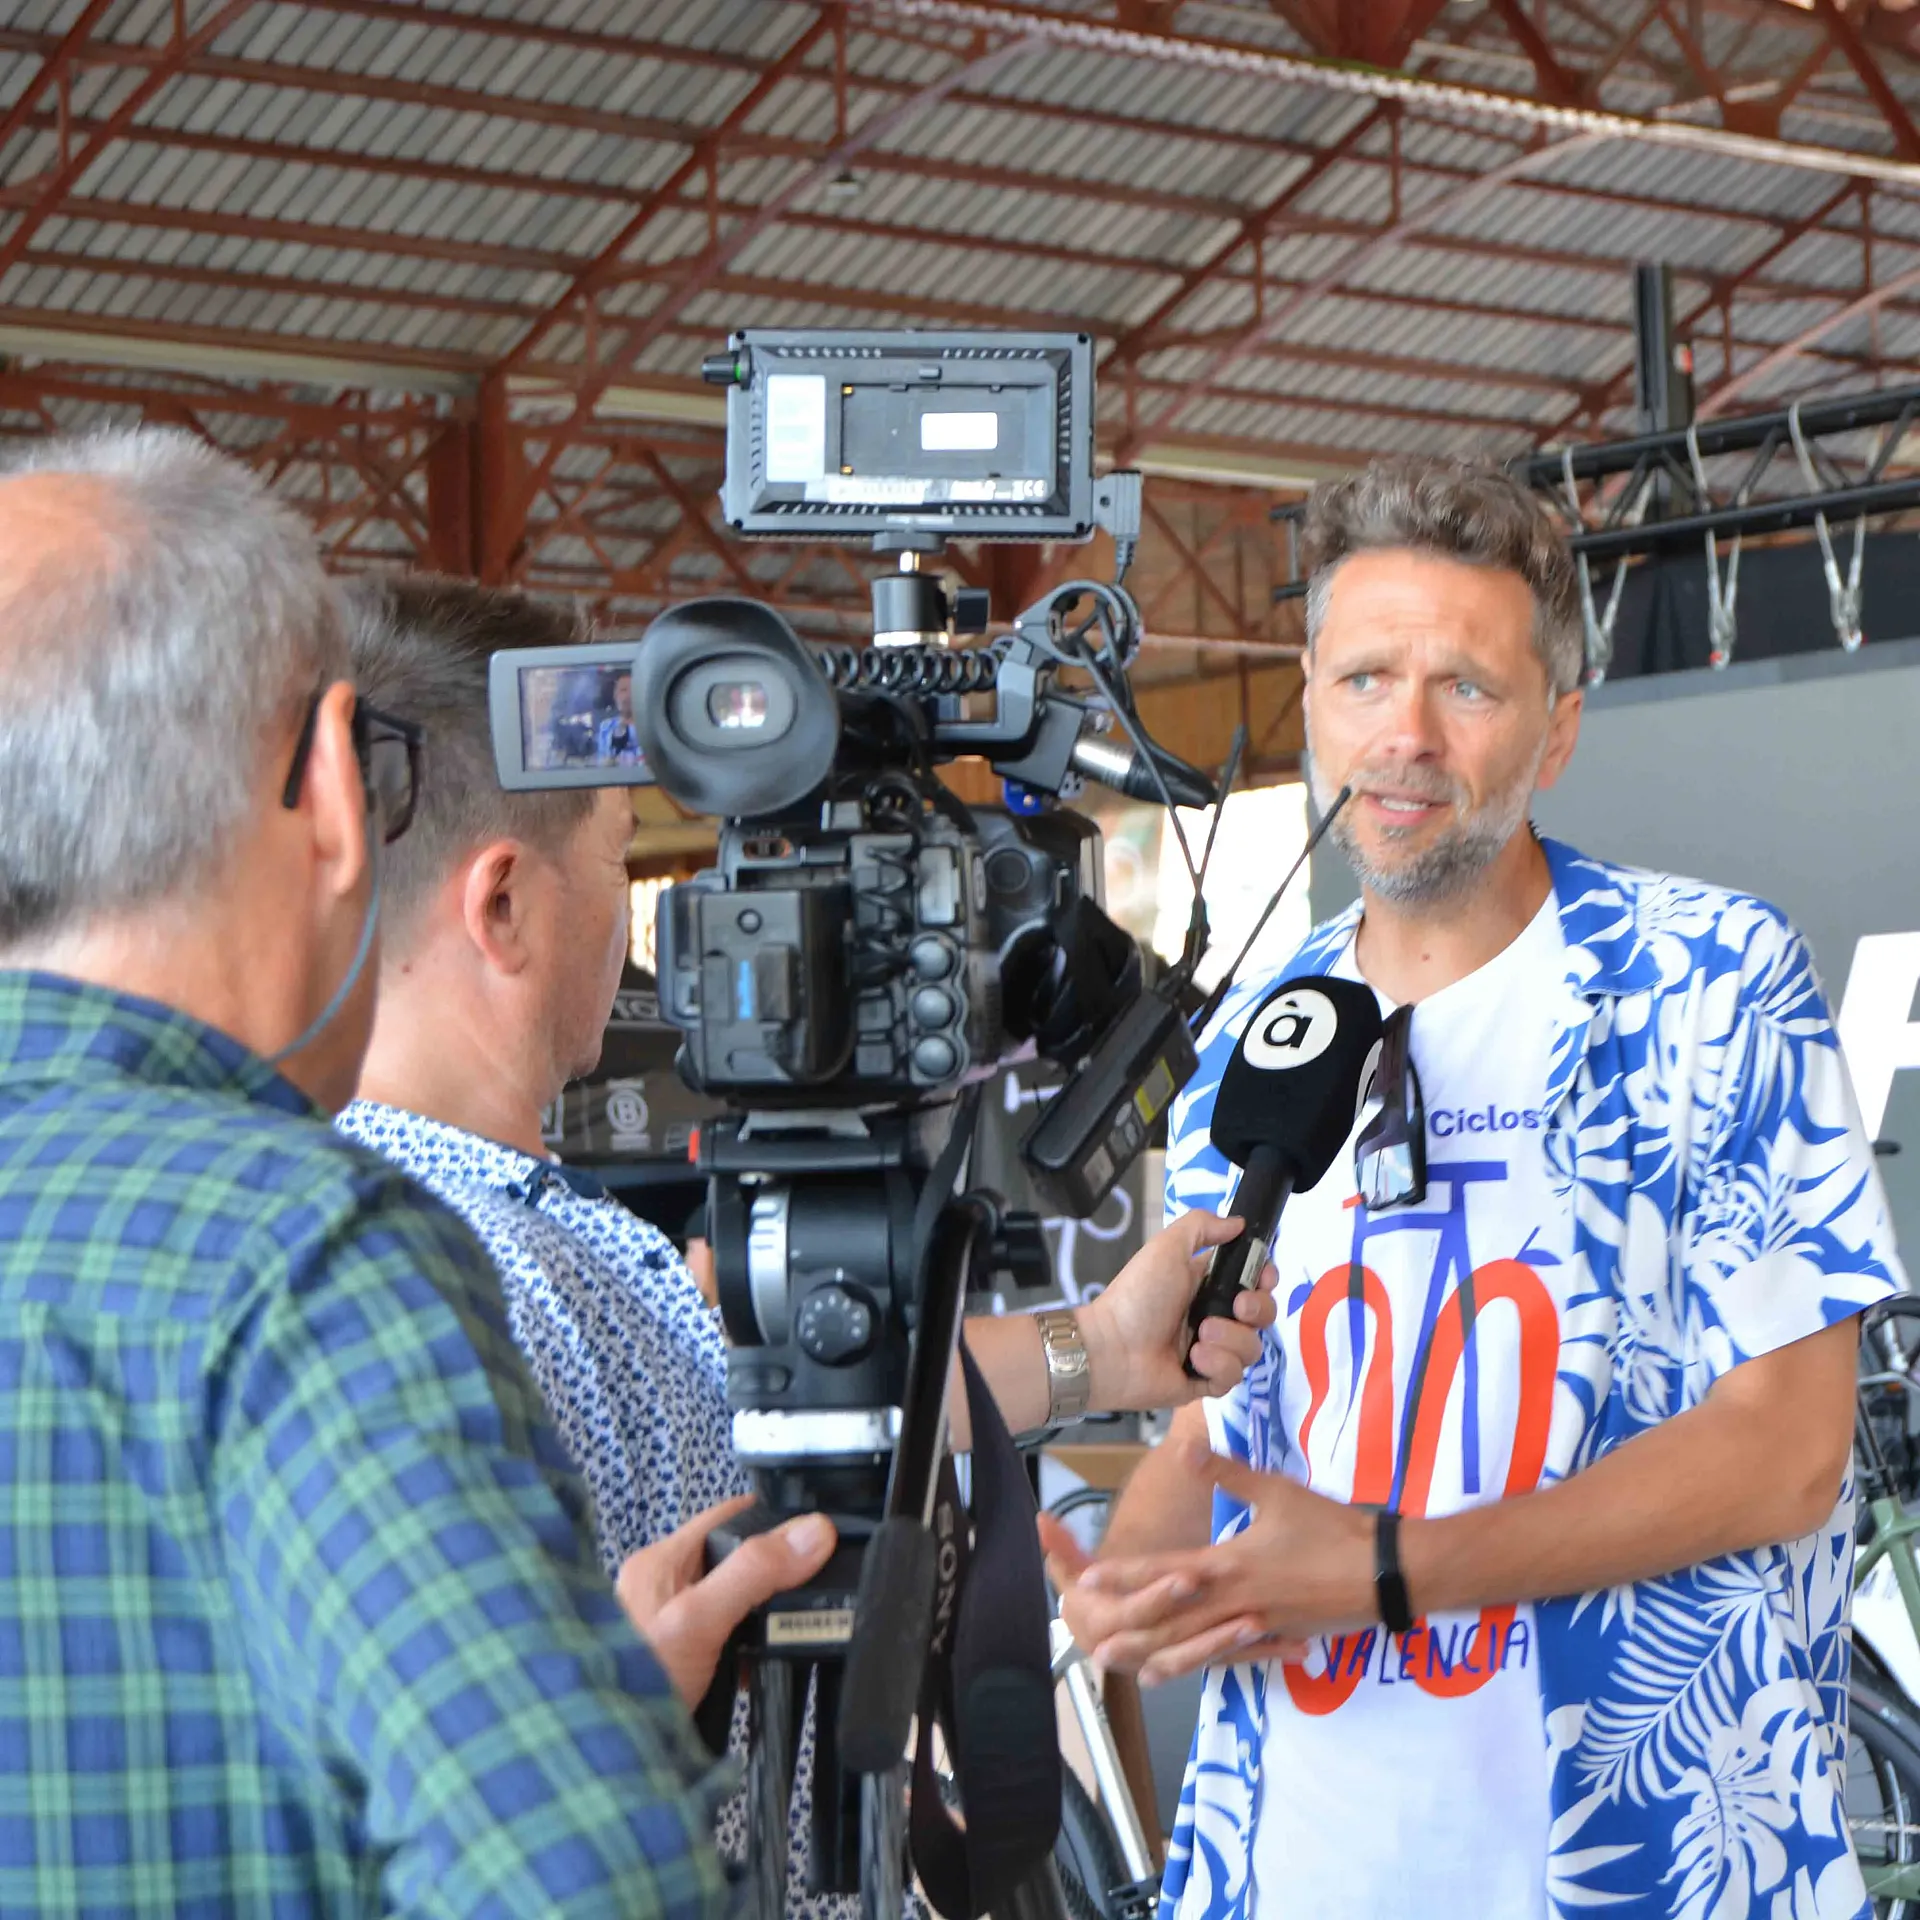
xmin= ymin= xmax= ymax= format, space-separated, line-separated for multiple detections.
xmin=1161 ymin=840 xmax=1906 ymax=1920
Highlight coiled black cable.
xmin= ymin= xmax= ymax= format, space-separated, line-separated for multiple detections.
xmin=813 ymin=641 xmax=1003 ymax=695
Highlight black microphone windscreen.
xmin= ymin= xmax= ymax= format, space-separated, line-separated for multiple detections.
xmin=1210 ymin=975 xmax=1384 ymax=1192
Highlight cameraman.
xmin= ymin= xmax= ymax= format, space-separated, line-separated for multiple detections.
xmin=0 ymin=430 xmax=829 ymax=1919
xmin=337 ymin=573 xmax=1276 ymax=1910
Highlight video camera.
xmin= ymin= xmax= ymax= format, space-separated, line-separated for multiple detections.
xmin=491 ymin=329 xmax=1222 ymax=1916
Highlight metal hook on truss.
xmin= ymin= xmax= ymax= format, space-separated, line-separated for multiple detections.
xmin=1685 ymin=423 xmax=1741 ymax=669
xmin=1560 ymin=448 xmax=1626 ymax=685
xmin=1787 ymin=399 xmax=1866 ymax=654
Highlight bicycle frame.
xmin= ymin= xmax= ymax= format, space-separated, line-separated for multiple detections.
xmin=1853 ymin=1304 xmax=1920 ymax=1903
xmin=1052 ymin=1619 xmax=1159 ymax=1883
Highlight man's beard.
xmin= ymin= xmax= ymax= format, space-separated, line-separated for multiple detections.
xmin=1309 ymin=754 xmax=1539 ymax=907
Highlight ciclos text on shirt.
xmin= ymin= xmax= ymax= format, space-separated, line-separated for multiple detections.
xmin=1426 ymin=1103 xmax=1543 ymax=1137
xmin=1162 ymin=839 xmax=1904 ymax=1920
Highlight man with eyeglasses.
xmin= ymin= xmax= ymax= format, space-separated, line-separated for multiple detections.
xmin=1045 ymin=455 xmax=1905 ymax=1920
xmin=0 ymin=429 xmax=848 ymax=1920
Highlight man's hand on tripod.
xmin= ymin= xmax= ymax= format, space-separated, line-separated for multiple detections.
xmin=615 ymin=1495 xmax=837 ymax=1707
xmin=1080 ymin=1208 xmax=1278 ymax=1411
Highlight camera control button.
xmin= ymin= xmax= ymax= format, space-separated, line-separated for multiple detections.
xmin=795 ymin=1284 xmax=874 ymax=1365
xmin=908 ymin=936 xmax=954 ymax=981
xmin=910 ymin=987 xmax=953 ymax=1028
xmin=912 ymin=1036 xmax=958 ymax=1079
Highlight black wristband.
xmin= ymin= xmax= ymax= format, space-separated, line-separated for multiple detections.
xmin=1374 ymin=1508 xmax=1415 ymax=1636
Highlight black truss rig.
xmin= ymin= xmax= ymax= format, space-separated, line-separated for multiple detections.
xmin=1271 ymin=380 xmax=1920 ymax=680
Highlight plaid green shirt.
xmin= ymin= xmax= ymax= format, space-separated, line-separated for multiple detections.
xmin=0 ymin=971 xmax=734 ymax=1918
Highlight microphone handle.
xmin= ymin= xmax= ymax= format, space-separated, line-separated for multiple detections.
xmin=1184 ymin=1145 xmax=1296 ymax=1373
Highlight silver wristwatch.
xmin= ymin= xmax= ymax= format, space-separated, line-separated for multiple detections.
xmin=1033 ymin=1308 xmax=1093 ymax=1425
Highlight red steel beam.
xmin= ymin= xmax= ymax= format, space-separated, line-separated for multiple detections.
xmin=0 ymin=0 xmax=115 ymax=168
xmin=500 ymin=8 xmax=837 ymax=377
xmin=623 ymin=449 xmax=759 ymax=595
xmin=4 ymin=29 xmax=1895 ymax=254
xmin=1531 ymin=174 xmax=1862 ymax=444
xmin=4 ymin=83 xmax=1864 ymax=248
xmin=1103 ymin=103 xmax=1390 ymax=384
xmin=505 ymin=28 xmax=1043 ymax=557
xmin=0 ymin=0 xmax=258 ymax=284
xmin=1267 ymin=0 xmax=1452 ymax=68
xmin=17 ymin=178 xmax=1910 ymax=362
xmin=1810 ymin=0 xmax=1920 ymax=162
xmin=0 ymin=367 xmax=442 ymax=437
xmin=1484 ymin=0 xmax=1585 ymax=105
xmin=0 ymin=300 xmax=482 ymax=383
xmin=424 ymin=423 xmax=476 ymax=575
xmin=0 ymin=191 xmax=576 ymax=277
xmin=474 ymin=372 xmax=525 ymax=585
xmin=6 ymin=247 xmax=538 ymax=325
xmin=1116 ymin=129 xmax=1612 ymax=456
xmin=22 ymin=185 xmax=1904 ymax=357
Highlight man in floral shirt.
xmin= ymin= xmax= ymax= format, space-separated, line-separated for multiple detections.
xmin=1046 ymin=456 xmax=1905 ymax=1920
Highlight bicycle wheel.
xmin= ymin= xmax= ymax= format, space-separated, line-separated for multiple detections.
xmin=1053 ymin=1766 xmax=1152 ymax=1920
xmin=1850 ymin=1676 xmax=1920 ymax=1916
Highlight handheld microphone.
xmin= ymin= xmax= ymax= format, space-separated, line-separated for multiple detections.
xmin=1183 ymin=974 xmax=1384 ymax=1366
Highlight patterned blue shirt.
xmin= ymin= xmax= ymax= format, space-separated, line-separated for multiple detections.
xmin=1161 ymin=841 xmax=1906 ymax=1920
xmin=336 ymin=1101 xmax=863 ymax=1919
xmin=335 ymin=1102 xmax=742 ymax=1572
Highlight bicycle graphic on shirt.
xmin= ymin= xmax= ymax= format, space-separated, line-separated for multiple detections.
xmin=1278 ymin=1157 xmax=1561 ymax=1715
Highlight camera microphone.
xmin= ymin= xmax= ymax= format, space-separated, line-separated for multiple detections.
xmin=1068 ymin=728 xmax=1217 ymax=809
xmin=1183 ymin=974 xmax=1384 ymax=1366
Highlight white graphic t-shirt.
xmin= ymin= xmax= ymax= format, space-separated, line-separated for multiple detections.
xmin=1237 ymin=896 xmax=1571 ymax=1919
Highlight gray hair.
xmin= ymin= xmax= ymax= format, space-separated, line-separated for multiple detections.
xmin=343 ymin=574 xmax=598 ymax=951
xmin=0 ymin=427 xmax=346 ymax=948
xmin=1301 ymin=454 xmax=1585 ymax=697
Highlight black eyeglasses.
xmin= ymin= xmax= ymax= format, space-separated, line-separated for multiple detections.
xmin=1354 ymin=1003 xmax=1426 ymax=1211
xmin=282 ymin=687 xmax=423 ymax=845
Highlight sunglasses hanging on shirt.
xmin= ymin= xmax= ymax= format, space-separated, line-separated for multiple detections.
xmin=1354 ymin=1002 xmax=1427 ymax=1211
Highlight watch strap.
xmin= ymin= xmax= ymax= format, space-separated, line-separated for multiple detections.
xmin=1032 ymin=1308 xmax=1092 ymax=1426
xmin=1374 ymin=1508 xmax=1415 ymax=1637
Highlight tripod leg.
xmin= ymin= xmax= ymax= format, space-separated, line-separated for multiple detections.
xmin=860 ymin=1761 xmax=910 ymax=1920
xmin=808 ymin=1664 xmax=863 ymax=1897
xmin=747 ymin=1659 xmax=796 ymax=1920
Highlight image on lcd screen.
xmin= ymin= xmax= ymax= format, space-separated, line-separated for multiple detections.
xmin=519 ymin=662 xmax=645 ymax=771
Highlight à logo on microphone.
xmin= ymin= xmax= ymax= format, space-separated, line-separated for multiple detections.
xmin=1241 ymin=988 xmax=1339 ymax=1070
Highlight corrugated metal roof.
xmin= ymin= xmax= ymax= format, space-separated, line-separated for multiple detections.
xmin=10 ymin=0 xmax=1920 ymax=608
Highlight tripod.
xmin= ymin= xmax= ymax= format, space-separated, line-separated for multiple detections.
xmin=704 ymin=1130 xmax=1069 ymax=1920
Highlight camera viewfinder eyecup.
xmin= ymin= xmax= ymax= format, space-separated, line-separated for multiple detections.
xmin=633 ymin=598 xmax=839 ymax=817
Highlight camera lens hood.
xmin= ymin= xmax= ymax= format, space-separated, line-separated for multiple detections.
xmin=634 ymin=597 xmax=840 ymax=816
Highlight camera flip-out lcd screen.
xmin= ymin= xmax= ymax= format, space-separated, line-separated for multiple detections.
xmin=521 ymin=663 xmax=645 ymax=771
xmin=488 ymin=642 xmax=654 ymax=790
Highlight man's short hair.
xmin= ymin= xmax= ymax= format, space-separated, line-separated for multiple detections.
xmin=0 ymin=427 xmax=346 ymax=949
xmin=1301 ymin=454 xmax=1585 ymax=697
xmin=344 ymin=575 xmax=600 ymax=948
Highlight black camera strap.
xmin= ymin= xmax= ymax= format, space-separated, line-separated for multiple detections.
xmin=909 ymin=1338 xmax=1061 ymax=1919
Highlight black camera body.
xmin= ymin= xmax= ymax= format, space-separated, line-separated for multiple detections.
xmin=486 ymin=331 xmax=1228 ymax=1904
xmin=658 ymin=794 xmax=1104 ymax=1104
xmin=490 ymin=336 xmax=1213 ymax=1772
